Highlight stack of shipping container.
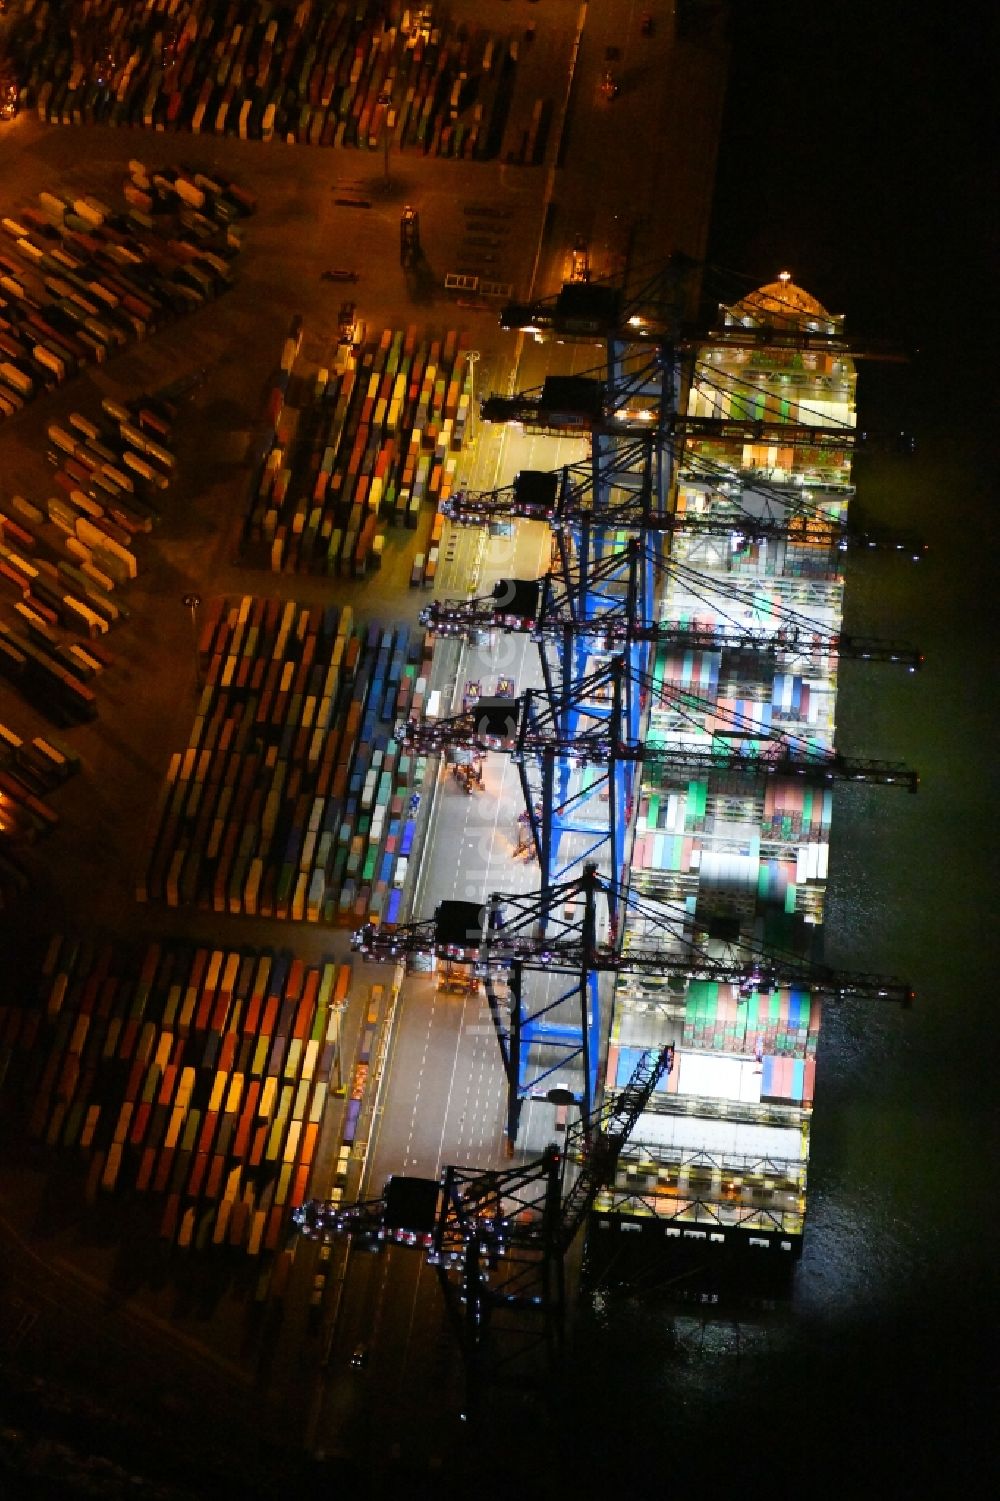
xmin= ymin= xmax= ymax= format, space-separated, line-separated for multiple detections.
xmin=597 ymin=282 xmax=856 ymax=1245
xmin=0 ymin=386 xmax=185 ymax=730
xmin=246 ymin=317 xmax=470 ymax=576
xmin=0 ymin=935 xmax=364 ymax=1298
xmin=2 ymin=0 xmax=532 ymax=162
xmin=0 ymin=724 xmax=79 ymax=911
xmin=0 ymin=164 xmax=250 ymax=423
xmin=139 ymin=598 xmax=432 ymax=929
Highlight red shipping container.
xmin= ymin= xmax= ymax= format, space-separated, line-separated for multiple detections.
xmin=153 ymin=1146 xmax=175 ymax=1195
xmin=264 ymin=1205 xmax=284 ymax=1252
xmin=286 ymin=958 xmax=305 ymax=1002
xmin=290 ymin=1164 xmax=311 ymax=1208
xmin=211 ymin=988 xmax=231 ymax=1033
xmin=803 ymin=1057 xmax=817 ymax=1104
xmin=249 ymin=1123 xmax=268 ymax=1168
xmin=160 ymin=1193 xmax=181 ymax=1240
xmin=57 ymin=1054 xmax=80 ymax=1104
xmin=205 ymin=1154 xmax=225 ymax=1200
xmin=130 ymin=1101 xmax=151 ymax=1147
xmin=187 ymin=1151 xmax=210 ymax=1199
xmin=197 ymin=1110 xmax=218 ymax=1156
xmin=137 ymin=1146 xmax=157 ymax=1192
xmin=125 ymin=1056 xmax=145 ymax=1102
xmin=219 ymin=1032 xmax=238 ymax=1073
xmin=195 ymin=980 xmax=215 ymax=1033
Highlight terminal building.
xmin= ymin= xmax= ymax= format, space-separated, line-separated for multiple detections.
xmin=593 ymin=278 xmax=857 ymax=1269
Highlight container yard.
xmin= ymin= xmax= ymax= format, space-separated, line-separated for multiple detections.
xmin=5 ymin=0 xmax=552 ymax=166
xmin=0 ymin=384 xmax=188 ymax=744
xmin=138 ymin=599 xmax=431 ymax=928
xmin=245 ymin=314 xmax=470 ymax=574
xmin=0 ymin=159 xmax=251 ymax=422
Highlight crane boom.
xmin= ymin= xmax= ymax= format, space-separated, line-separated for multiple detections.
xmin=419 ymin=589 xmax=922 ymax=669
xmin=558 ymin=1044 xmax=674 ymax=1247
xmin=350 ymin=866 xmax=914 ymax=1007
xmin=395 ymin=690 xmax=920 ymax=791
xmin=352 ymin=918 xmax=912 ymax=1004
xmin=443 ymin=480 xmax=923 ymax=559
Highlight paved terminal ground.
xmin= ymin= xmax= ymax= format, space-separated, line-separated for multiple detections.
xmin=0 ymin=2 xmax=728 ymax=1487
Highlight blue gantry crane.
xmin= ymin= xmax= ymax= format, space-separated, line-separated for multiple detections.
xmin=406 ymin=261 xmax=919 ymax=1141
xmin=346 ymin=859 xmax=911 ymax=1190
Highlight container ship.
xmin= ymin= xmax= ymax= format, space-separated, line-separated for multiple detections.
xmin=591 ymin=275 xmax=859 ymax=1279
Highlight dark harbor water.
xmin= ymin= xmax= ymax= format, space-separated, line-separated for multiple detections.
xmin=551 ymin=7 xmax=996 ymax=1493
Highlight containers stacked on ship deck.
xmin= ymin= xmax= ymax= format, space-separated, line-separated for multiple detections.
xmin=245 ymin=318 xmax=469 ymax=575
xmin=598 ymin=281 xmax=857 ymax=1263
xmin=138 ymin=599 xmax=431 ymax=927
xmin=0 ymin=168 xmax=249 ymax=425
xmin=0 ymin=935 xmax=353 ymax=1290
xmin=5 ymin=1 xmax=531 ymax=163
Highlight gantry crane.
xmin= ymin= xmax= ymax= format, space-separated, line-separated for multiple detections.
xmin=460 ymin=263 xmax=924 ymax=560
xmin=297 ymin=861 xmax=910 ymax=1395
xmin=353 ymin=864 xmax=912 ymax=1145
xmin=447 ymin=278 xmax=691 ymax=926
xmin=418 ymin=261 xmax=918 ymax=1147
xmin=419 ymin=547 xmax=924 ymax=670
xmin=443 ymin=433 xmax=926 ymax=561
xmin=416 ymin=537 xmax=919 ymax=884
xmin=296 ymin=1038 xmax=675 ymax=1402
xmin=402 ymin=678 xmax=919 ymax=785
xmin=399 ymin=651 xmax=918 ymax=911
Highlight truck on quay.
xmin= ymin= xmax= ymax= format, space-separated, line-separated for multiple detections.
xmin=400 ymin=205 xmax=420 ymax=270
